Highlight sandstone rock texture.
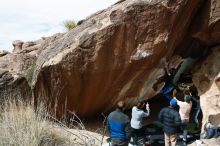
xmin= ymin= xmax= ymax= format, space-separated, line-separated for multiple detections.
xmin=191 ymin=0 xmax=220 ymax=135
xmin=32 ymin=0 xmax=203 ymax=117
xmin=193 ymin=46 xmax=220 ymax=132
xmin=0 ymin=50 xmax=9 ymax=57
xmin=12 ymin=40 xmax=23 ymax=52
xmin=188 ymin=1 xmax=220 ymax=145
xmin=0 ymin=0 xmax=219 ymax=132
xmin=0 ymin=33 xmax=63 ymax=100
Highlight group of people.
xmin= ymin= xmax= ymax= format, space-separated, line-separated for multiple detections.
xmin=159 ymin=66 xmax=201 ymax=146
xmin=107 ymin=67 xmax=201 ymax=146
xmin=107 ymin=100 xmax=150 ymax=146
xmin=107 ymin=87 xmax=200 ymax=146
xmin=159 ymin=89 xmax=195 ymax=146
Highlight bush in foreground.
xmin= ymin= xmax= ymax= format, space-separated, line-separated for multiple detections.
xmin=0 ymin=98 xmax=103 ymax=146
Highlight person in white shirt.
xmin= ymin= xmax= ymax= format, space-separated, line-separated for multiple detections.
xmin=130 ymin=101 xmax=150 ymax=145
xmin=173 ymin=90 xmax=192 ymax=144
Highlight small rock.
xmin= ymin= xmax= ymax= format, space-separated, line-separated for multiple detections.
xmin=23 ymin=41 xmax=37 ymax=48
xmin=12 ymin=40 xmax=24 ymax=52
xmin=0 ymin=50 xmax=9 ymax=57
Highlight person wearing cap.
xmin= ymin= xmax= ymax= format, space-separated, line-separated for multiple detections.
xmin=107 ymin=101 xmax=132 ymax=146
xmin=159 ymin=98 xmax=181 ymax=146
xmin=173 ymin=90 xmax=192 ymax=143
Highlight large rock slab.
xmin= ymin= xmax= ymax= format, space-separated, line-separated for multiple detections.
xmin=191 ymin=1 xmax=220 ymax=133
xmin=191 ymin=0 xmax=220 ymax=45
xmin=32 ymin=0 xmax=202 ymax=117
xmin=193 ymin=46 xmax=220 ymax=130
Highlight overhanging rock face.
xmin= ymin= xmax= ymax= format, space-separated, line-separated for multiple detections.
xmin=193 ymin=46 xmax=220 ymax=129
xmin=32 ymin=0 xmax=203 ymax=117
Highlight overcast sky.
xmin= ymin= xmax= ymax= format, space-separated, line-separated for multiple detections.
xmin=0 ymin=0 xmax=118 ymax=51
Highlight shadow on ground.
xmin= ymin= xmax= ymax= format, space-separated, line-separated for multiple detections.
xmin=144 ymin=121 xmax=201 ymax=146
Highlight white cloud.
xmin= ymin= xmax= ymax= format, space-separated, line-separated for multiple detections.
xmin=0 ymin=0 xmax=118 ymax=51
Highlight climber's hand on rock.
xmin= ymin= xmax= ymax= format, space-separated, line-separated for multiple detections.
xmin=146 ymin=102 xmax=149 ymax=110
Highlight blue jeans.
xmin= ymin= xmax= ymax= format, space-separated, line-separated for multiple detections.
xmin=181 ymin=120 xmax=189 ymax=142
xmin=193 ymin=108 xmax=201 ymax=128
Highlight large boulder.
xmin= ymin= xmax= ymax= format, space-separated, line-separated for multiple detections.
xmin=190 ymin=1 xmax=220 ymax=144
xmin=32 ymin=0 xmax=202 ymax=117
xmin=193 ymin=46 xmax=220 ymax=131
xmin=0 ymin=3 xmax=220 ymax=139
xmin=191 ymin=0 xmax=220 ymax=129
xmin=191 ymin=0 xmax=220 ymax=45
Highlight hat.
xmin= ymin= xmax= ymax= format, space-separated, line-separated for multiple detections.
xmin=170 ymin=99 xmax=177 ymax=107
xmin=184 ymin=95 xmax=191 ymax=103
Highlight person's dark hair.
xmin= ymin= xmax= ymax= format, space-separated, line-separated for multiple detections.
xmin=184 ymin=90 xmax=191 ymax=95
xmin=136 ymin=101 xmax=145 ymax=109
xmin=117 ymin=101 xmax=125 ymax=111
xmin=176 ymin=91 xmax=184 ymax=99
xmin=190 ymin=85 xmax=198 ymax=96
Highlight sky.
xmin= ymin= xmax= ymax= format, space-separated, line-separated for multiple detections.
xmin=0 ymin=0 xmax=118 ymax=51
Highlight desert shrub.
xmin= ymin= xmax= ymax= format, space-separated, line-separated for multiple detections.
xmin=0 ymin=97 xmax=104 ymax=146
xmin=64 ymin=20 xmax=76 ymax=31
xmin=0 ymin=99 xmax=49 ymax=146
xmin=24 ymin=58 xmax=37 ymax=84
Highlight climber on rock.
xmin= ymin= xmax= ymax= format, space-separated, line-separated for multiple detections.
xmin=107 ymin=101 xmax=132 ymax=146
xmin=161 ymin=62 xmax=178 ymax=101
xmin=130 ymin=101 xmax=150 ymax=146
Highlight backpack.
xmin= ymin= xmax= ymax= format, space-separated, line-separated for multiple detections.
xmin=203 ymin=122 xmax=220 ymax=139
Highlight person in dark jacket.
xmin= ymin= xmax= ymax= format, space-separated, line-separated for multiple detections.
xmin=159 ymin=99 xmax=181 ymax=146
xmin=189 ymin=85 xmax=201 ymax=129
xmin=107 ymin=101 xmax=131 ymax=146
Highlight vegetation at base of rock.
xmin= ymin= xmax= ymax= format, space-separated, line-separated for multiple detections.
xmin=24 ymin=58 xmax=37 ymax=84
xmin=187 ymin=123 xmax=199 ymax=133
xmin=63 ymin=20 xmax=76 ymax=31
xmin=0 ymin=97 xmax=102 ymax=146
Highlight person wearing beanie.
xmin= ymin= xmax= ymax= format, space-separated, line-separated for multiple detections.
xmin=159 ymin=98 xmax=181 ymax=146
xmin=170 ymin=98 xmax=177 ymax=107
xmin=173 ymin=90 xmax=192 ymax=144
xmin=184 ymin=95 xmax=191 ymax=103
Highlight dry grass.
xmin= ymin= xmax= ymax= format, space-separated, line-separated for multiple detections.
xmin=0 ymin=98 xmax=105 ymax=146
